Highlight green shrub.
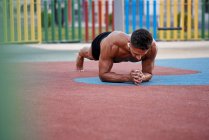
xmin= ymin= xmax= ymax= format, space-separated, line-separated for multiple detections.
xmin=41 ymin=12 xmax=52 ymax=28
xmin=108 ymin=13 xmax=113 ymax=26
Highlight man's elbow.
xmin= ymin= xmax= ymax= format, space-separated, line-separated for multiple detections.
xmin=143 ymin=73 xmax=152 ymax=82
xmin=99 ymin=74 xmax=108 ymax=82
xmin=147 ymin=75 xmax=152 ymax=81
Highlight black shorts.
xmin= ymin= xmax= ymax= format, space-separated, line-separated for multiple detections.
xmin=91 ymin=32 xmax=111 ymax=60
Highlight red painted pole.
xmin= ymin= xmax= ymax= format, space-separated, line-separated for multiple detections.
xmin=85 ymin=0 xmax=89 ymax=42
xmin=98 ymin=0 xmax=102 ymax=34
xmin=92 ymin=0 xmax=95 ymax=39
xmin=112 ymin=0 xmax=114 ymax=31
xmin=105 ymin=0 xmax=109 ymax=32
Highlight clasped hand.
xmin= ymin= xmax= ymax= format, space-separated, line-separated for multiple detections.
xmin=130 ymin=69 xmax=144 ymax=85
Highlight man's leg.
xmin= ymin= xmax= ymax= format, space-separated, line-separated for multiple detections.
xmin=76 ymin=46 xmax=94 ymax=71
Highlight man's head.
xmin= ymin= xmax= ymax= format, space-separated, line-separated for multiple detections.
xmin=129 ymin=29 xmax=153 ymax=60
xmin=130 ymin=28 xmax=153 ymax=50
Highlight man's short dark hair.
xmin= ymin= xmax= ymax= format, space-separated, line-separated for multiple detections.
xmin=131 ymin=28 xmax=153 ymax=50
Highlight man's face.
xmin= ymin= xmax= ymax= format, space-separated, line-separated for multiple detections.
xmin=130 ymin=44 xmax=149 ymax=60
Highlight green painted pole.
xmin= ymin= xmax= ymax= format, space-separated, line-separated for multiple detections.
xmin=58 ymin=0 xmax=62 ymax=41
xmin=208 ymin=0 xmax=209 ymax=39
xmin=201 ymin=0 xmax=205 ymax=39
xmin=0 ymin=1 xmax=3 ymax=42
xmin=64 ymin=0 xmax=69 ymax=40
xmin=71 ymin=0 xmax=75 ymax=40
xmin=51 ymin=0 xmax=55 ymax=41
xmin=3 ymin=0 xmax=8 ymax=43
xmin=44 ymin=1 xmax=48 ymax=42
xmin=0 ymin=1 xmax=1 ymax=43
xmin=78 ymin=0 xmax=82 ymax=40
xmin=0 ymin=0 xmax=2 ymax=43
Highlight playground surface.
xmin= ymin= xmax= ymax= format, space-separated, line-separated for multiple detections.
xmin=2 ymin=41 xmax=209 ymax=140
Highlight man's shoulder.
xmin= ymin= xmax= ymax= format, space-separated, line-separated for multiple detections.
xmin=110 ymin=31 xmax=129 ymax=37
xmin=103 ymin=31 xmax=129 ymax=46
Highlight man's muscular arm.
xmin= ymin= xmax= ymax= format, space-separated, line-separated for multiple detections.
xmin=98 ymin=47 xmax=139 ymax=83
xmin=76 ymin=47 xmax=93 ymax=71
xmin=141 ymin=44 xmax=157 ymax=82
xmin=99 ymin=58 xmax=132 ymax=82
xmin=141 ymin=59 xmax=153 ymax=82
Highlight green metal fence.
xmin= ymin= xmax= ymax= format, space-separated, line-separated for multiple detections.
xmin=1 ymin=0 xmax=209 ymax=44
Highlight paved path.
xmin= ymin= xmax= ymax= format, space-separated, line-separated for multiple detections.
xmin=28 ymin=41 xmax=209 ymax=59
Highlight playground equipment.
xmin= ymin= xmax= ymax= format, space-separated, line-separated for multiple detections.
xmin=0 ymin=0 xmax=209 ymax=44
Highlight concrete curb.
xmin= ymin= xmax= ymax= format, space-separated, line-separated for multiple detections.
xmin=27 ymin=41 xmax=209 ymax=50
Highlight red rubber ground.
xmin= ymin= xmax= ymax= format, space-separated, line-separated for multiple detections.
xmin=20 ymin=61 xmax=209 ymax=140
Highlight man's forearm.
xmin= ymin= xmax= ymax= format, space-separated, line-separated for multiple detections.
xmin=76 ymin=54 xmax=84 ymax=70
xmin=99 ymin=72 xmax=131 ymax=83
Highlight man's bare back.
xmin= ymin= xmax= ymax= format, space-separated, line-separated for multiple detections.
xmin=76 ymin=29 xmax=157 ymax=85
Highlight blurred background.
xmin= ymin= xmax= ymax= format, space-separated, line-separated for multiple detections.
xmin=0 ymin=0 xmax=209 ymax=140
xmin=0 ymin=0 xmax=209 ymax=44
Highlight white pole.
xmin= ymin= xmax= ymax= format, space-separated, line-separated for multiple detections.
xmin=114 ymin=0 xmax=125 ymax=31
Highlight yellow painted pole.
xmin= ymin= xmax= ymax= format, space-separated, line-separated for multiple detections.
xmin=24 ymin=0 xmax=28 ymax=41
xmin=30 ymin=0 xmax=35 ymax=41
xmin=173 ymin=0 xmax=178 ymax=40
xmin=10 ymin=0 xmax=14 ymax=42
xmin=181 ymin=0 xmax=185 ymax=40
xmin=37 ymin=0 xmax=42 ymax=43
xmin=187 ymin=0 xmax=192 ymax=40
xmin=194 ymin=0 xmax=199 ymax=40
xmin=17 ymin=0 xmax=21 ymax=41
xmin=159 ymin=0 xmax=164 ymax=40
xmin=166 ymin=0 xmax=171 ymax=40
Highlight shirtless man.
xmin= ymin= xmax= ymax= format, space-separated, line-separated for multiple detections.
xmin=76 ymin=28 xmax=157 ymax=85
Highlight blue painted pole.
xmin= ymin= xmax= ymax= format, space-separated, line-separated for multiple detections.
xmin=132 ymin=0 xmax=136 ymax=31
xmin=125 ymin=0 xmax=129 ymax=33
xmin=153 ymin=0 xmax=157 ymax=39
xmin=146 ymin=0 xmax=150 ymax=30
xmin=142 ymin=0 xmax=144 ymax=15
xmin=139 ymin=0 xmax=143 ymax=28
